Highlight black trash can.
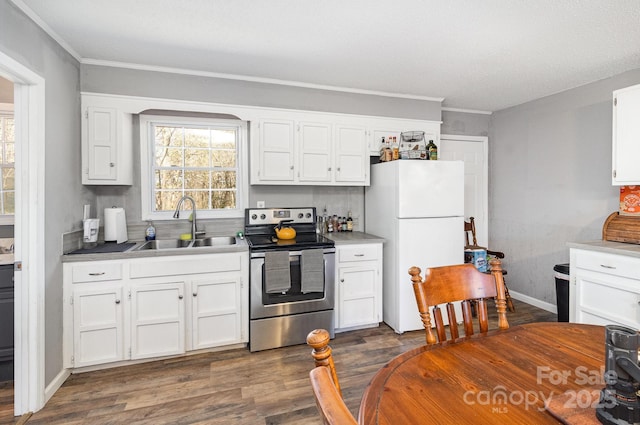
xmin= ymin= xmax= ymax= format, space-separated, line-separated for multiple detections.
xmin=554 ymin=263 xmax=570 ymax=322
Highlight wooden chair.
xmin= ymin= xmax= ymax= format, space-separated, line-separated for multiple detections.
xmin=408 ymin=259 xmax=509 ymax=345
xmin=464 ymin=216 xmax=515 ymax=312
xmin=306 ymin=329 xmax=357 ymax=425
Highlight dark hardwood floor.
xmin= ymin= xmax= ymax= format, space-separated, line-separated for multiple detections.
xmin=0 ymin=299 xmax=556 ymax=424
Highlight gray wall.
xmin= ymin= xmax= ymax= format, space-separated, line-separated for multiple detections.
xmin=82 ymin=64 xmax=441 ymax=121
xmin=1 ymin=2 xmax=88 ymax=386
xmin=489 ymin=68 xmax=640 ymax=305
xmin=441 ymin=110 xmax=490 ymax=137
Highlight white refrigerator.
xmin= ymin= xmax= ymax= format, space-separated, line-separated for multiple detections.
xmin=365 ymin=160 xmax=465 ymax=333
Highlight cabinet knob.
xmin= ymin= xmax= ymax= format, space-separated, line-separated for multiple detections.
xmin=109 ymin=162 xmax=115 ymax=167
xmin=193 ymin=293 xmax=197 ymax=297
xmin=340 ymin=279 xmax=344 ymax=283
xmin=115 ymin=299 xmax=120 ymax=304
xmin=178 ymin=295 xmax=184 ymax=300
xmin=290 ymin=166 xmax=294 ymax=170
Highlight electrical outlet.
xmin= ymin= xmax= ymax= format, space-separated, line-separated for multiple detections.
xmin=257 ymin=201 xmax=265 ymax=208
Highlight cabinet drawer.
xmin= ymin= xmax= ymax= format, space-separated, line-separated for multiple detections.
xmin=71 ymin=262 xmax=123 ymax=283
xmin=574 ymin=250 xmax=640 ymax=280
xmin=338 ymin=245 xmax=380 ymax=263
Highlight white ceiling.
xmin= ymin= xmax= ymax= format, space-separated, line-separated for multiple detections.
xmin=15 ymin=0 xmax=640 ymax=112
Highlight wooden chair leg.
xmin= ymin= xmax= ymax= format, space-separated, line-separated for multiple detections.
xmin=504 ymin=281 xmax=515 ymax=312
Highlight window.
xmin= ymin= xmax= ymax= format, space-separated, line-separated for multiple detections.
xmin=0 ymin=113 xmax=14 ymax=218
xmin=140 ymin=115 xmax=247 ymax=220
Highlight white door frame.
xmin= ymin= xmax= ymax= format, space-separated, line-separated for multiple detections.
xmin=441 ymin=134 xmax=489 ymax=246
xmin=0 ymin=51 xmax=46 ymax=415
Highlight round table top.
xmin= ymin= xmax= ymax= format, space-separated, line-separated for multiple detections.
xmin=358 ymin=322 xmax=605 ymax=424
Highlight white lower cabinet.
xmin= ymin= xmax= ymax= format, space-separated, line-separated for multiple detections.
xmin=63 ymin=251 xmax=248 ymax=370
xmin=190 ymin=274 xmax=243 ymax=350
xmin=335 ymin=243 xmax=383 ymax=331
xmin=570 ymin=248 xmax=640 ymax=328
xmin=130 ymin=281 xmax=185 ymax=360
xmin=72 ymin=283 xmax=125 ymax=367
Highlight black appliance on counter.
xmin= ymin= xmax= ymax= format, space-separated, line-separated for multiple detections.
xmin=245 ymin=207 xmax=335 ymax=352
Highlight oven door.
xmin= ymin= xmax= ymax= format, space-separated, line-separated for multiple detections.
xmin=250 ymin=249 xmax=335 ymax=319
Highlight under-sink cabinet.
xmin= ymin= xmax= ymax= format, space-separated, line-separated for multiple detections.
xmin=63 ymin=252 xmax=248 ymax=370
xmin=335 ymin=243 xmax=383 ymax=331
xmin=570 ymin=247 xmax=640 ymax=328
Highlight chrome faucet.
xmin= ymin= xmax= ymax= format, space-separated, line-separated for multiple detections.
xmin=173 ymin=195 xmax=198 ymax=240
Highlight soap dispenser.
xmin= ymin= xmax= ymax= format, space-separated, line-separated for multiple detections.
xmin=145 ymin=221 xmax=156 ymax=241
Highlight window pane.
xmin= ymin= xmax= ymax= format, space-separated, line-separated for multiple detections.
xmin=4 ymin=119 xmax=14 ymax=143
xmin=156 ymin=147 xmax=183 ymax=167
xmin=212 ymin=129 xmax=236 ymax=149
xmin=184 ymin=170 xmax=210 ymax=189
xmin=185 ymin=191 xmax=209 ymax=210
xmin=211 ymin=150 xmax=236 ymax=167
xmin=155 ymin=169 xmax=183 ymax=189
xmin=212 ymin=171 xmax=236 ymax=189
xmin=184 ymin=148 xmax=209 ymax=168
xmin=211 ymin=190 xmax=236 ymax=209
xmin=3 ymin=192 xmax=14 ymax=214
xmin=2 ymin=168 xmax=14 ymax=191
xmin=184 ymin=128 xmax=209 ymax=148
xmin=4 ymin=143 xmax=14 ymax=164
xmin=155 ymin=190 xmax=183 ymax=212
xmin=155 ymin=127 xmax=183 ymax=147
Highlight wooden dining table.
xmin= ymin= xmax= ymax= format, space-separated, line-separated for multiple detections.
xmin=358 ymin=322 xmax=606 ymax=424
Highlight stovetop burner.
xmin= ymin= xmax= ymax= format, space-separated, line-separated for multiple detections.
xmin=244 ymin=207 xmax=335 ymax=252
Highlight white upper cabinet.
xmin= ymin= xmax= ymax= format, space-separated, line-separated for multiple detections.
xmin=298 ymin=121 xmax=333 ymax=183
xmin=250 ymin=111 xmax=439 ymax=186
xmin=81 ymin=96 xmax=133 ymax=185
xmin=335 ymin=125 xmax=368 ymax=183
xmin=613 ymin=84 xmax=640 ymax=185
xmin=257 ymin=119 xmax=296 ymax=182
xmin=251 ymin=114 xmax=370 ymax=186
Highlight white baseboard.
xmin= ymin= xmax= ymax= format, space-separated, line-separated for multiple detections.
xmin=509 ymin=290 xmax=557 ymax=314
xmin=44 ymin=368 xmax=70 ymax=404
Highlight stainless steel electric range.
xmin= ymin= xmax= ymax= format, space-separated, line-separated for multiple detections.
xmin=245 ymin=207 xmax=335 ymax=352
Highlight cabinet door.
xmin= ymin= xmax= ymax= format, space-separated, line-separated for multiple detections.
xmin=335 ymin=125 xmax=368 ymax=184
xmin=72 ymin=284 xmax=125 ymax=367
xmin=191 ymin=275 xmax=242 ymax=350
xmin=85 ymin=106 xmax=117 ymax=182
xmin=257 ymin=119 xmax=295 ymax=182
xmin=298 ymin=122 xmax=332 ymax=182
xmin=613 ymin=84 xmax=640 ymax=185
xmin=338 ymin=264 xmax=379 ymax=329
xmin=131 ymin=282 xmax=185 ymax=359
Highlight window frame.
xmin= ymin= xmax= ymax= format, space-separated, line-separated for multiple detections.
xmin=139 ymin=114 xmax=248 ymax=220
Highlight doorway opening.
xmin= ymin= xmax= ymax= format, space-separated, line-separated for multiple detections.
xmin=0 ymin=50 xmax=46 ymax=417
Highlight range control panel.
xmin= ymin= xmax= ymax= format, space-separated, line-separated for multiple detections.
xmin=245 ymin=208 xmax=316 ymax=226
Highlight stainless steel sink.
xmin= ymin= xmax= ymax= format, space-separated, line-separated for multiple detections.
xmin=191 ymin=236 xmax=236 ymax=247
xmin=133 ymin=237 xmax=236 ymax=251
xmin=133 ymin=239 xmax=191 ymax=250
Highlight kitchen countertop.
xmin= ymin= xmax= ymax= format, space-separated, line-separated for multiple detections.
xmin=62 ymin=236 xmax=249 ymax=262
xmin=568 ymin=240 xmax=640 ymax=258
xmin=325 ymin=231 xmax=385 ymax=245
